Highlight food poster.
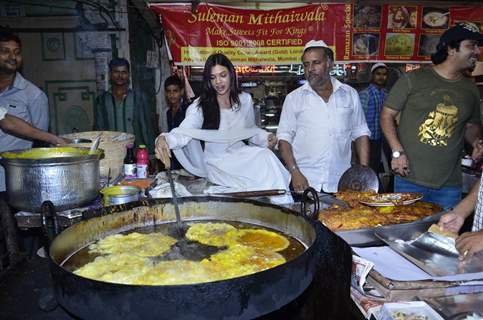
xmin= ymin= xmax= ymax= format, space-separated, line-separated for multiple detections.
xmin=347 ymin=4 xmax=481 ymax=63
xmin=350 ymin=4 xmax=442 ymax=62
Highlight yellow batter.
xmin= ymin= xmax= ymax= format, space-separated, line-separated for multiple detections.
xmin=185 ymin=222 xmax=237 ymax=247
xmin=74 ymin=222 xmax=289 ymax=285
xmin=88 ymin=232 xmax=177 ymax=257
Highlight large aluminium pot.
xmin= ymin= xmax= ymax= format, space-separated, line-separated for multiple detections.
xmin=47 ymin=196 xmax=327 ymax=320
xmin=0 ymin=147 xmax=103 ymax=212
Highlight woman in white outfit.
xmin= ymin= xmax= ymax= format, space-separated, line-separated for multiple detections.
xmin=155 ymin=54 xmax=291 ymax=202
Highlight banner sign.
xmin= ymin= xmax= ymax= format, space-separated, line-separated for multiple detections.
xmin=150 ymin=3 xmax=344 ymax=66
xmin=149 ymin=3 xmax=482 ymax=65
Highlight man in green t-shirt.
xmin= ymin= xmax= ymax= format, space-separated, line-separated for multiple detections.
xmin=381 ymin=22 xmax=483 ymax=209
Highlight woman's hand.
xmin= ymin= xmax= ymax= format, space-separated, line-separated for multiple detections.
xmin=155 ymin=135 xmax=172 ymax=169
xmin=267 ymin=133 xmax=277 ymax=149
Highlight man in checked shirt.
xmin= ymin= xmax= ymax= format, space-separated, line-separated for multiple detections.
xmin=439 ymin=178 xmax=483 ymax=261
xmin=359 ymin=63 xmax=389 ymax=174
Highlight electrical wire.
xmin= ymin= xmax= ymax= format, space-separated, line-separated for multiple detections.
xmin=74 ymin=0 xmax=121 ymax=29
xmin=2 ymin=0 xmax=167 ymax=36
xmin=1 ymin=0 xmax=167 ymax=16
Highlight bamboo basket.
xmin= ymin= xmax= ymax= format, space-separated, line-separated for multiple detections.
xmin=62 ymin=131 xmax=135 ymax=178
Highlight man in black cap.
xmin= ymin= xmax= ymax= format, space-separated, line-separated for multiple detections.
xmin=381 ymin=22 xmax=482 ymax=209
xmin=94 ymin=58 xmax=155 ymax=154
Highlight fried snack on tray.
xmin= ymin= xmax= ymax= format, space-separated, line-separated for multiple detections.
xmin=361 ymin=192 xmax=423 ymax=206
xmin=428 ymin=223 xmax=458 ymax=239
xmin=334 ymin=191 xmax=377 ymax=208
xmin=320 ymin=206 xmax=391 ymax=231
xmin=319 ymin=192 xmax=441 ymax=231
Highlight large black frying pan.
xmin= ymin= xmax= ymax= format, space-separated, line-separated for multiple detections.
xmin=42 ymin=193 xmax=334 ymax=320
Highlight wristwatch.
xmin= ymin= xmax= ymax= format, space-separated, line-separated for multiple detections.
xmin=392 ymin=150 xmax=405 ymax=159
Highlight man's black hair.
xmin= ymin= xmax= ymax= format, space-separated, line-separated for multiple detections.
xmin=430 ymin=39 xmax=463 ymax=65
xmin=108 ymin=57 xmax=130 ymax=71
xmin=0 ymin=27 xmax=21 ymax=47
xmin=164 ymin=75 xmax=184 ymax=90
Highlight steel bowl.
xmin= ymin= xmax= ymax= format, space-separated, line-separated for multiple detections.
xmin=100 ymin=185 xmax=141 ymax=206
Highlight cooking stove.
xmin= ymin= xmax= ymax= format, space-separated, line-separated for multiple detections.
xmin=4 ymin=193 xmax=361 ymax=319
xmin=0 ymin=248 xmax=362 ymax=320
xmin=14 ymin=197 xmax=103 ymax=230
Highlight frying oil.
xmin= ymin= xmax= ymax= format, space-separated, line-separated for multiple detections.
xmin=62 ymin=220 xmax=306 ymax=272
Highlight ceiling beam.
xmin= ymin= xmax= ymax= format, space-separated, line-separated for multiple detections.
xmin=130 ymin=0 xmax=162 ymax=40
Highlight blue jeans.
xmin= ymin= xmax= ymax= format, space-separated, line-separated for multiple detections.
xmin=394 ymin=176 xmax=461 ymax=210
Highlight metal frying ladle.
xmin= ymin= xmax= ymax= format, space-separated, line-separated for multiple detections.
xmin=162 ymin=148 xmax=185 ymax=238
xmin=88 ymin=134 xmax=102 ymax=154
xmin=149 ymin=154 xmax=224 ymax=263
xmin=149 ymin=148 xmax=228 ymax=264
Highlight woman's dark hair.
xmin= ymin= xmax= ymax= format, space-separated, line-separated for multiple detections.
xmin=431 ymin=39 xmax=463 ymax=65
xmin=199 ymin=53 xmax=240 ymax=129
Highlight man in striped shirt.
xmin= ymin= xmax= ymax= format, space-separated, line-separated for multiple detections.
xmin=359 ymin=63 xmax=388 ymax=174
xmin=0 ymin=105 xmax=66 ymax=145
xmin=439 ymin=177 xmax=483 ymax=261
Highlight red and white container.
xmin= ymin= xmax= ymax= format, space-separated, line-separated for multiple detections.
xmin=136 ymin=145 xmax=149 ymax=178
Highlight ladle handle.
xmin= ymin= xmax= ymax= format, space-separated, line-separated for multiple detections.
xmin=89 ymin=134 xmax=102 ymax=154
xmin=162 ymin=147 xmax=172 ymax=170
xmin=166 ymin=168 xmax=184 ymax=236
xmin=301 ymin=187 xmax=320 ymax=220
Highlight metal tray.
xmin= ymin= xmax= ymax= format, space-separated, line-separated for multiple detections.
xmin=424 ymin=293 xmax=483 ymax=319
xmin=336 ymin=211 xmax=445 ymax=247
xmin=374 ymin=221 xmax=483 ymax=276
xmin=15 ymin=209 xmax=83 ymax=229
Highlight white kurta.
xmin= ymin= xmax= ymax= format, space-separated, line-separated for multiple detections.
xmin=162 ymin=92 xmax=292 ymax=202
xmin=0 ymin=105 xmax=6 ymax=121
xmin=277 ymin=78 xmax=370 ymax=192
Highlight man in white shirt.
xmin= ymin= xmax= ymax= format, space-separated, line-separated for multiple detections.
xmin=0 ymin=105 xmax=65 ymax=145
xmin=277 ymin=40 xmax=370 ymax=192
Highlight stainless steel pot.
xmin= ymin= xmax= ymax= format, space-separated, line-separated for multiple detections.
xmin=0 ymin=147 xmax=103 ymax=212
